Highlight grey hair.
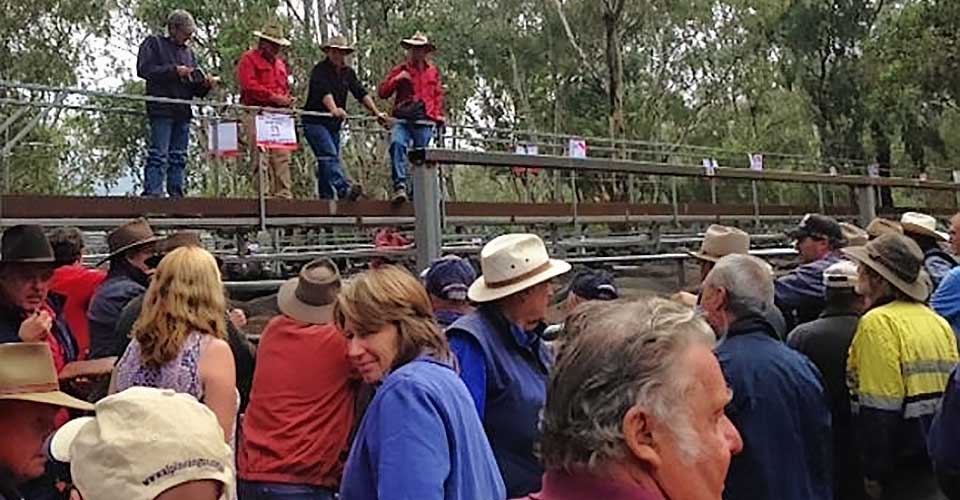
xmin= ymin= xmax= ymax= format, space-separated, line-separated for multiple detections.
xmin=167 ymin=10 xmax=196 ymax=35
xmin=702 ymin=254 xmax=775 ymax=318
xmin=539 ymin=297 xmax=716 ymax=470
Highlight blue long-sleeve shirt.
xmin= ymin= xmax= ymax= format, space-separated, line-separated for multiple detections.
xmin=932 ymin=266 xmax=960 ymax=346
xmin=775 ymin=252 xmax=843 ymax=328
xmin=340 ymin=356 xmax=506 ymax=500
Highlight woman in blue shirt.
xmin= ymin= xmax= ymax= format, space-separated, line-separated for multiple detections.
xmin=334 ymin=265 xmax=505 ymax=500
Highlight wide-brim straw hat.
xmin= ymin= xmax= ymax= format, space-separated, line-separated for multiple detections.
xmin=840 ymin=222 xmax=869 ymax=247
xmin=322 ymin=35 xmax=355 ymax=53
xmin=468 ymin=234 xmax=571 ymax=303
xmin=843 ymin=233 xmax=930 ymax=301
xmin=0 ymin=343 xmax=93 ymax=410
xmin=254 ymin=23 xmax=291 ymax=47
xmin=866 ymin=218 xmax=903 ymax=239
xmin=0 ymin=225 xmax=56 ymax=264
xmin=401 ymin=32 xmax=435 ymax=51
xmin=900 ymin=212 xmax=948 ymax=242
xmin=97 ymin=218 xmax=163 ymax=266
xmin=690 ymin=224 xmax=750 ymax=263
xmin=277 ymin=259 xmax=341 ymax=324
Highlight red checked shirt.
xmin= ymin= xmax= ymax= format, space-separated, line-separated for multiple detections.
xmin=236 ymin=48 xmax=291 ymax=107
xmin=378 ymin=60 xmax=445 ymax=123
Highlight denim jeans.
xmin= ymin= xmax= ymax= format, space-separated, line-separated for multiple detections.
xmin=303 ymin=123 xmax=351 ymax=199
xmin=389 ymin=122 xmax=434 ymax=190
xmin=143 ymin=115 xmax=190 ymax=197
xmin=238 ymin=480 xmax=336 ymax=500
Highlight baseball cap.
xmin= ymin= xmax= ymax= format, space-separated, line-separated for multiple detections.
xmin=823 ymin=260 xmax=859 ymax=289
xmin=51 ymin=387 xmax=234 ymax=500
xmin=423 ymin=256 xmax=477 ymax=301
xmin=566 ymin=270 xmax=619 ymax=301
xmin=787 ymin=214 xmax=844 ymax=243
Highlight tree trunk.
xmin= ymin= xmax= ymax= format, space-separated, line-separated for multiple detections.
xmin=304 ymin=0 xmax=316 ymax=44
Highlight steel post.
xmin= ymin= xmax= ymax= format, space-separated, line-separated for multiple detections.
xmin=855 ymin=184 xmax=877 ymax=227
xmin=413 ymin=157 xmax=442 ymax=272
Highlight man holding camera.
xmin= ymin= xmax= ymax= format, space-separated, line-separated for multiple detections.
xmin=136 ymin=9 xmax=219 ymax=198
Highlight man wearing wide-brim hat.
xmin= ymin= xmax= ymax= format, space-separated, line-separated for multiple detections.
xmin=378 ymin=32 xmax=446 ymax=203
xmin=237 ymin=22 xmax=295 ymax=199
xmin=238 ymin=259 xmax=357 ymax=497
xmin=0 ymin=225 xmax=80 ymax=376
xmin=0 ymin=343 xmax=92 ymax=500
xmin=899 ymin=211 xmax=957 ymax=289
xmin=843 ymin=233 xmax=959 ymax=498
xmin=670 ymin=224 xmax=751 ymax=308
xmin=446 ymin=233 xmax=570 ymax=497
xmin=303 ymin=35 xmax=389 ymax=201
xmin=87 ymin=218 xmax=162 ymax=359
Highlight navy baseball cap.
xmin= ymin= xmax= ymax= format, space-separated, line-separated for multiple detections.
xmin=566 ymin=270 xmax=619 ymax=301
xmin=423 ymin=256 xmax=477 ymax=301
xmin=787 ymin=214 xmax=844 ymax=243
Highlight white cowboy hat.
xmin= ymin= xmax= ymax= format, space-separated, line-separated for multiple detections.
xmin=400 ymin=32 xmax=436 ymax=51
xmin=468 ymin=234 xmax=571 ymax=303
xmin=690 ymin=225 xmax=750 ymax=263
xmin=900 ymin=212 xmax=948 ymax=241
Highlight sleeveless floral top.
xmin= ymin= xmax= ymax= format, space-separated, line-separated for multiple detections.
xmin=115 ymin=331 xmax=206 ymax=400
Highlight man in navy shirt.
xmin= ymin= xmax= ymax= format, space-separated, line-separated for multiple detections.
xmin=303 ymin=35 xmax=388 ymax=200
xmin=136 ymin=9 xmax=218 ymax=198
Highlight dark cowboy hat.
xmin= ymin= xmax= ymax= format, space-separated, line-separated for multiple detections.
xmin=843 ymin=233 xmax=930 ymax=302
xmin=0 ymin=225 xmax=55 ymax=264
xmin=97 ymin=218 xmax=164 ymax=266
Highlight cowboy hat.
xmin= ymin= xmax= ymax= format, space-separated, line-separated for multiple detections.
xmin=690 ymin=225 xmax=749 ymax=263
xmin=840 ymin=222 xmax=869 ymax=247
xmin=401 ymin=32 xmax=435 ymax=51
xmin=277 ymin=259 xmax=341 ymax=324
xmin=254 ymin=23 xmax=291 ymax=47
xmin=0 ymin=343 xmax=93 ymax=410
xmin=866 ymin=218 xmax=903 ymax=240
xmin=322 ymin=35 xmax=355 ymax=53
xmin=900 ymin=212 xmax=948 ymax=242
xmin=468 ymin=234 xmax=571 ymax=303
xmin=0 ymin=225 xmax=56 ymax=264
xmin=97 ymin=218 xmax=163 ymax=266
xmin=843 ymin=233 xmax=930 ymax=301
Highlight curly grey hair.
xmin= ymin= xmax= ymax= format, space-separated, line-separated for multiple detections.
xmin=167 ymin=9 xmax=196 ymax=35
xmin=539 ymin=297 xmax=716 ymax=470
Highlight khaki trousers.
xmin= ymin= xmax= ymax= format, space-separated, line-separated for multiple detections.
xmin=245 ymin=112 xmax=293 ymax=199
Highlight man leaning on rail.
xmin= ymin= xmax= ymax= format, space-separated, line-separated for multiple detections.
xmin=136 ymin=9 xmax=219 ymax=198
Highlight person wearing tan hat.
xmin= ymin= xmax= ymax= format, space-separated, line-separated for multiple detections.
xmin=900 ymin=211 xmax=957 ymax=289
xmin=88 ymin=218 xmax=163 ymax=359
xmin=865 ymin=217 xmax=903 ymax=240
xmin=446 ymin=233 xmax=571 ymax=497
xmin=840 ymin=222 xmax=869 ymax=247
xmin=843 ymin=233 xmax=959 ymax=499
xmin=50 ymin=387 xmax=233 ymax=500
xmin=378 ymin=32 xmax=446 ymax=203
xmin=0 ymin=343 xmax=92 ymax=500
xmin=238 ymin=259 xmax=356 ymax=499
xmin=303 ymin=35 xmax=389 ymax=201
xmin=672 ymin=225 xmax=751 ymax=308
xmin=237 ymin=22 xmax=295 ymax=199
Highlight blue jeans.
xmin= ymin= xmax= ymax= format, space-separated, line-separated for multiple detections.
xmin=144 ymin=115 xmax=190 ymax=197
xmin=389 ymin=122 xmax=434 ymax=190
xmin=303 ymin=123 xmax=351 ymax=199
xmin=238 ymin=480 xmax=336 ymax=500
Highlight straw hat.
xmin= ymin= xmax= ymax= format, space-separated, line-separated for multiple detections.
xmin=51 ymin=387 xmax=234 ymax=500
xmin=254 ymin=23 xmax=291 ymax=47
xmin=690 ymin=225 xmax=750 ymax=263
xmin=900 ymin=212 xmax=948 ymax=242
xmin=0 ymin=225 xmax=56 ymax=264
xmin=277 ymin=259 xmax=341 ymax=324
xmin=97 ymin=218 xmax=163 ymax=265
xmin=843 ymin=233 xmax=930 ymax=301
xmin=322 ymin=35 xmax=355 ymax=53
xmin=468 ymin=234 xmax=571 ymax=303
xmin=0 ymin=343 xmax=93 ymax=410
xmin=840 ymin=222 xmax=869 ymax=247
xmin=866 ymin=218 xmax=903 ymax=240
xmin=401 ymin=32 xmax=435 ymax=51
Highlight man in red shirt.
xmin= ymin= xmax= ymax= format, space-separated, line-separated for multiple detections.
xmin=378 ymin=32 xmax=445 ymax=203
xmin=236 ymin=23 xmax=295 ymax=199
xmin=48 ymin=227 xmax=106 ymax=359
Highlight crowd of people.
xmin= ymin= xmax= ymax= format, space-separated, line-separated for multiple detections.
xmin=5 ymin=209 xmax=960 ymax=500
xmin=138 ymin=9 xmax=445 ymax=202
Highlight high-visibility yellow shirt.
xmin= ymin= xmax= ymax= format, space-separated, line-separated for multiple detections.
xmin=848 ymin=301 xmax=959 ymax=418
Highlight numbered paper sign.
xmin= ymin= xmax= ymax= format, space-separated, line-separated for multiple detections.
xmin=867 ymin=164 xmax=880 ymax=178
xmin=702 ymin=158 xmax=717 ymax=176
xmin=749 ymin=154 xmax=764 ymax=172
xmin=952 ymin=170 xmax=960 ymax=184
xmin=829 ymin=166 xmax=838 ymax=176
xmin=255 ymin=113 xmax=298 ymax=150
xmin=568 ymin=138 xmax=587 ymax=159
xmin=208 ymin=121 xmax=239 ymax=157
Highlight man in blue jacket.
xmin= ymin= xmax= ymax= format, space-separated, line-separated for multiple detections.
xmin=777 ymin=213 xmax=846 ymax=329
xmin=136 ymin=9 xmax=218 ymax=198
xmin=701 ymin=254 xmax=833 ymax=500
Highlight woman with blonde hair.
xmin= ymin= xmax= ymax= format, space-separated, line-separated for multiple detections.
xmin=335 ymin=265 xmax=505 ymax=500
xmin=112 ymin=246 xmax=237 ymax=441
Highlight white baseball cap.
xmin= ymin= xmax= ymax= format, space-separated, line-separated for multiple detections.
xmin=823 ymin=260 xmax=859 ymax=289
xmin=51 ymin=387 xmax=234 ymax=500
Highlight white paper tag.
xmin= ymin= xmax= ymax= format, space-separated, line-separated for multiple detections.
xmin=255 ymin=113 xmax=298 ymax=150
xmin=749 ymin=154 xmax=763 ymax=172
xmin=568 ymin=138 xmax=587 ymax=158
xmin=208 ymin=121 xmax=239 ymax=157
